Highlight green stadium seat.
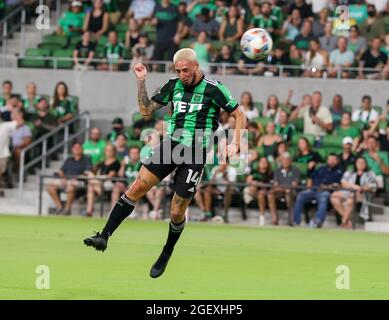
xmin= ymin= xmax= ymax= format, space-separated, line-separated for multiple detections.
xmin=322 ymin=135 xmax=343 ymax=148
xmin=373 ymin=106 xmax=382 ymax=114
xmin=291 ymin=133 xmax=315 ymax=146
xmin=292 ymin=162 xmax=308 ymax=178
xmin=18 ymin=48 xmax=51 ymax=68
xmin=255 ymin=146 xmax=264 ymax=157
xmin=48 ymin=49 xmax=74 ymax=69
xmin=252 ymin=117 xmax=270 ymax=129
xmin=326 ymin=147 xmax=342 ymax=156
xmin=127 ymin=140 xmax=144 ymax=149
xmin=180 ymin=39 xmax=192 ymax=49
xmin=315 ymin=148 xmax=327 ymax=162
xmin=38 ymin=43 xmax=64 ymax=51
xmin=97 ymin=36 xmax=108 ymax=46
xmin=40 ymin=34 xmax=68 ymax=48
xmin=69 ymin=35 xmax=82 ymax=46
xmin=132 ymin=112 xmax=143 ymax=124
xmin=290 ymin=118 xmax=303 ymax=132
xmin=253 ymin=102 xmax=263 ymax=115
xmin=210 ymin=40 xmax=223 ymax=51
xmin=115 ymin=23 xmax=128 ymax=33
xmin=343 ymin=105 xmax=353 ymax=113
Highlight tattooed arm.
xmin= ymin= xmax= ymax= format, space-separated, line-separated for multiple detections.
xmin=133 ymin=62 xmax=162 ymax=117
xmin=136 ymin=78 xmax=163 ymax=116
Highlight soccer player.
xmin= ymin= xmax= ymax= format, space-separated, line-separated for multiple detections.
xmin=84 ymin=48 xmax=246 ymax=278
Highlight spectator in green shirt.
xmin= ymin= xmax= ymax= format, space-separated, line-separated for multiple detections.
xmin=0 ymin=80 xmax=13 ymax=113
xmin=57 ymin=1 xmax=85 ymax=37
xmin=187 ymin=0 xmax=217 ymax=22
xmin=97 ymin=30 xmax=126 ymax=71
xmin=362 ymin=136 xmax=389 ymax=189
xmin=249 ymin=1 xmax=280 ymax=39
xmin=103 ymin=0 xmax=121 ymax=25
xmin=349 ymin=2 xmax=368 ymax=24
xmin=83 ymin=127 xmax=107 ymax=167
xmin=22 ymin=82 xmax=42 ymax=121
xmin=111 ymin=146 xmax=142 ymax=205
xmin=51 ymin=82 xmax=77 ymax=124
xmin=335 ymin=112 xmax=361 ymax=151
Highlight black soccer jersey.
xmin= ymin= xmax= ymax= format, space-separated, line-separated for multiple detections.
xmin=151 ymin=75 xmax=238 ymax=147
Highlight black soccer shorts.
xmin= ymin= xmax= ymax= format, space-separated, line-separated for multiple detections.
xmin=142 ymin=138 xmax=207 ymax=199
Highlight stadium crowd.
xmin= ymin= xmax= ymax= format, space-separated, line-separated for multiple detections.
xmin=8 ymin=0 xmax=389 ymax=78
xmin=1 ymin=78 xmax=388 ymax=229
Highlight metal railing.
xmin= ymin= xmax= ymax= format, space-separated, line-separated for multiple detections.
xmin=37 ymin=174 xmax=361 ymax=229
xmin=19 ymin=111 xmax=91 ymax=197
xmin=0 ymin=5 xmax=26 ymax=56
xmin=0 ymin=0 xmax=63 ymax=58
xmin=2 ymin=54 xmax=386 ymax=80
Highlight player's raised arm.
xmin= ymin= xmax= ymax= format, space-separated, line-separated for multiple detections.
xmin=133 ymin=63 xmax=162 ymax=117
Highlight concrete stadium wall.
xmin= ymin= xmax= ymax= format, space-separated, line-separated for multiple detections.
xmin=1 ymin=68 xmax=388 ymax=132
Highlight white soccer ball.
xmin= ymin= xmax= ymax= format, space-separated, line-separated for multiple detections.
xmin=240 ymin=28 xmax=273 ymax=60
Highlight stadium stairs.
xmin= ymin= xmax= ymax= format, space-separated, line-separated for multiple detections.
xmin=2 ymin=7 xmax=61 ymax=67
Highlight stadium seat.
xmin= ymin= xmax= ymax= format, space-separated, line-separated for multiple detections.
xmin=322 ymin=135 xmax=343 ymax=148
xmin=291 ymin=133 xmax=315 ymax=146
xmin=132 ymin=112 xmax=143 ymax=124
xmin=48 ymin=49 xmax=74 ymax=69
xmin=290 ymin=118 xmax=303 ymax=132
xmin=253 ymin=102 xmax=263 ymax=115
xmin=127 ymin=140 xmax=144 ymax=149
xmin=18 ymin=48 xmax=51 ymax=68
xmin=315 ymin=148 xmax=327 ymax=161
xmin=255 ymin=146 xmax=264 ymax=157
xmin=115 ymin=23 xmax=128 ymax=33
xmin=343 ymin=105 xmax=353 ymax=113
xmin=39 ymin=34 xmax=68 ymax=49
xmin=252 ymin=116 xmax=270 ymax=130
xmin=292 ymin=162 xmax=308 ymax=178
xmin=373 ymin=106 xmax=382 ymax=114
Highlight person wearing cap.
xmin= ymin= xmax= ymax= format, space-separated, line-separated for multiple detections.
xmin=106 ymin=117 xmax=125 ymax=143
xmin=57 ymin=1 xmax=85 ymax=37
xmin=338 ymin=136 xmax=357 ymax=172
xmin=267 ymin=152 xmax=301 ymax=226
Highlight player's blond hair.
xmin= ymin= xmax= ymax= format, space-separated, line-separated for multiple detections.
xmin=173 ymin=48 xmax=198 ymax=64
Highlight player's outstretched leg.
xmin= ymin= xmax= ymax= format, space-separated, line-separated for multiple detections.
xmin=83 ymin=194 xmax=136 ymax=251
xmin=84 ymin=167 xmax=159 ymax=252
xmin=150 ymin=193 xmax=190 ymax=278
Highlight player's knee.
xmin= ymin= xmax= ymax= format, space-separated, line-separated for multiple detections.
xmin=126 ymin=179 xmax=148 ymax=201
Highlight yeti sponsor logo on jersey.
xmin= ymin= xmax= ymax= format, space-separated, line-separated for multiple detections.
xmin=173 ymin=101 xmax=203 ymax=113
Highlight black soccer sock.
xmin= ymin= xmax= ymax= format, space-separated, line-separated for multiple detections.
xmin=163 ymin=218 xmax=186 ymax=254
xmin=101 ymin=194 xmax=136 ymax=240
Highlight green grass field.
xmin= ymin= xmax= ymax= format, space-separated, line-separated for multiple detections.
xmin=1 ymin=215 xmax=389 ymax=300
